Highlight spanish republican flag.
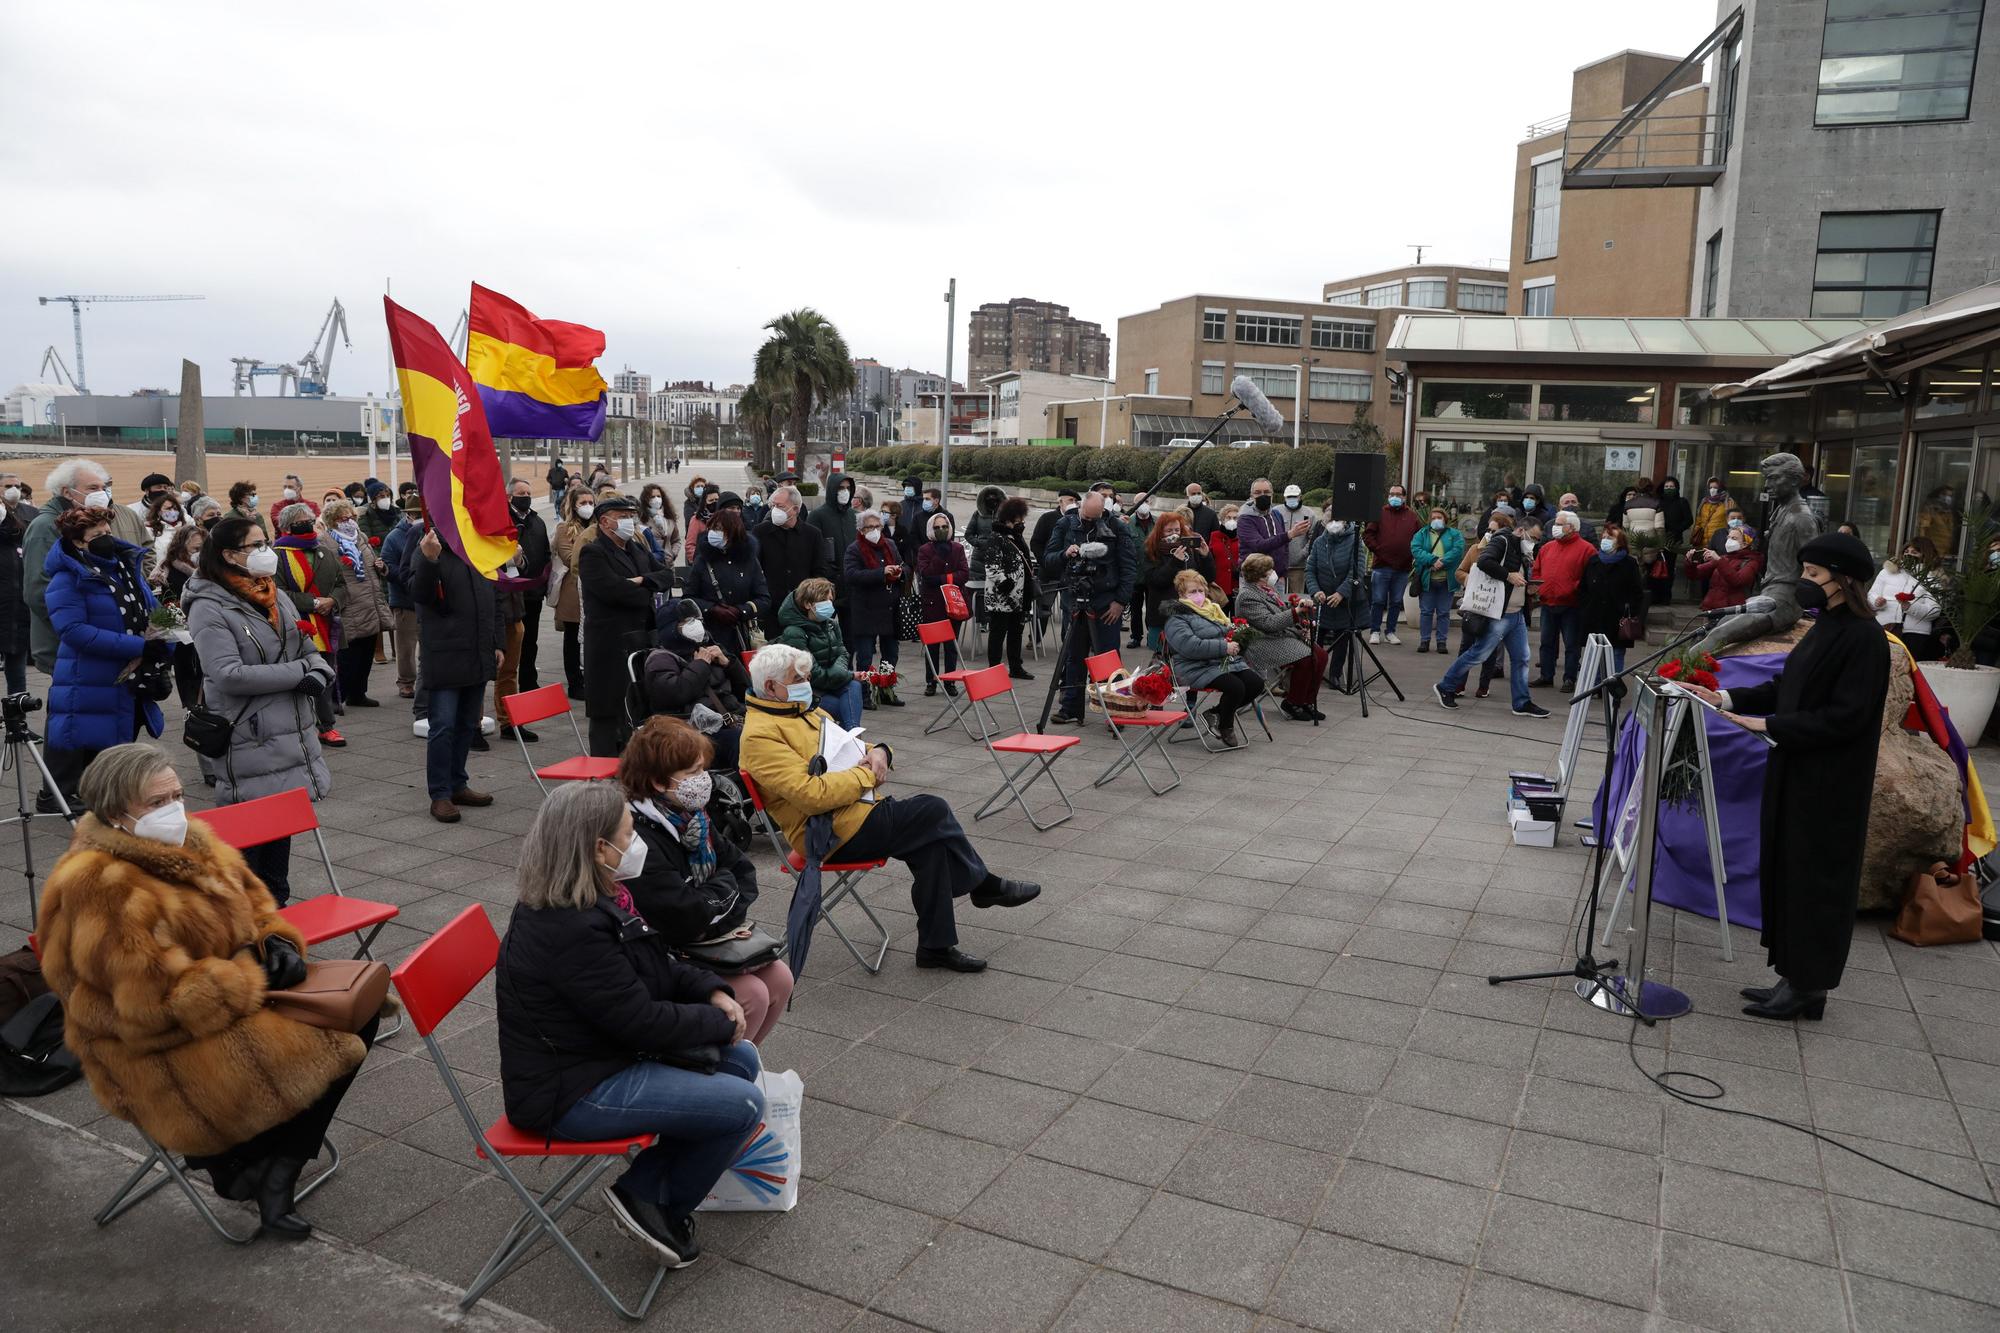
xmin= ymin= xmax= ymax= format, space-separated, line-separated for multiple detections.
xmin=465 ymin=282 xmax=608 ymax=442
xmin=384 ymin=297 xmax=519 ymax=577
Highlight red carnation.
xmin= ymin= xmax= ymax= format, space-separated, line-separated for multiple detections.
xmin=1691 ymin=670 xmax=1720 ymax=689
xmin=369 ymin=535 xmax=383 ymax=548
xmin=1131 ymin=668 xmax=1172 ymax=705
xmin=1895 ymin=591 xmax=1914 ymax=604
xmin=1659 ymin=660 xmax=1684 ymax=681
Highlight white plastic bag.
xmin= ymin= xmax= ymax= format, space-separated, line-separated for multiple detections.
xmin=696 ymin=1068 xmax=802 ymax=1212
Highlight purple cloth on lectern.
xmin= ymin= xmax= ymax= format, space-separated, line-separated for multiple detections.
xmin=1592 ymin=651 xmax=1788 ymax=931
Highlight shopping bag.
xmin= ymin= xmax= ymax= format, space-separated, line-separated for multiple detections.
xmin=940 ymin=574 xmax=972 ymax=622
xmin=1459 ymin=564 xmax=1507 ymax=619
xmin=696 ymin=1068 xmax=802 ymax=1212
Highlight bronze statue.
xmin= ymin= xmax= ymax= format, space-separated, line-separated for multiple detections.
xmin=1697 ymin=452 xmax=1824 ymax=656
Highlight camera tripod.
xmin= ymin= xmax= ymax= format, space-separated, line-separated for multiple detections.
xmin=1316 ymin=542 xmax=1402 ymax=718
xmin=0 ymin=695 xmax=72 ymax=922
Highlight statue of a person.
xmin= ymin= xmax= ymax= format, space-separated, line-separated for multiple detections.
xmin=1697 ymin=452 xmax=1824 ymax=656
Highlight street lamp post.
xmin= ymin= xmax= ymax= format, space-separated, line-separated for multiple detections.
xmin=1293 ymin=355 xmax=1321 ymax=449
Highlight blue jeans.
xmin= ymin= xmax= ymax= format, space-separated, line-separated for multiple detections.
xmin=1439 ymin=612 xmax=1531 ymax=709
xmin=553 ymin=1041 xmax=765 ymax=1223
xmin=426 ymin=683 xmax=482 ymax=800
xmin=1415 ymin=579 xmax=1453 ymax=645
xmin=1538 ymin=605 xmax=1583 ymax=683
xmin=1369 ymin=567 xmax=1409 ymax=634
xmin=849 ymin=633 xmax=900 ymax=671
xmin=819 ymin=678 xmax=864 ymax=729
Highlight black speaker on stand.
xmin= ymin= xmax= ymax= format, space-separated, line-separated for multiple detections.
xmin=1318 ymin=452 xmax=1401 ymax=715
xmin=1329 ymin=453 xmax=1386 ymax=524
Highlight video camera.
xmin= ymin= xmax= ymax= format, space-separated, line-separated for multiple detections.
xmin=1 ymin=691 xmax=41 ymax=741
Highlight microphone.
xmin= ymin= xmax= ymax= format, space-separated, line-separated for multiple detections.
xmin=1698 ymin=595 xmax=1777 ymax=618
xmin=1229 ymin=375 xmax=1287 ymax=438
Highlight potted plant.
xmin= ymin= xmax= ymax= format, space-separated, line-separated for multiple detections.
xmin=1912 ymin=506 xmax=2000 ymax=739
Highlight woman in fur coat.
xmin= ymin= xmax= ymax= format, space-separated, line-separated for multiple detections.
xmin=35 ymin=743 xmax=376 ymax=1240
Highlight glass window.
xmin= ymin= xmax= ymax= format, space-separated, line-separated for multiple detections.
xmin=1817 ymin=0 xmax=1984 ymax=127
xmin=1237 ymin=365 xmax=1296 ymax=399
xmin=1364 ymin=282 xmax=1403 ymax=308
xmin=1202 ymin=309 xmax=1227 ymax=341
xmin=1716 ymin=36 xmax=1741 ymax=161
xmin=1311 ymin=317 xmax=1373 ymax=351
xmin=1849 ymin=441 xmax=1903 ymax=557
xmin=1324 ymin=289 xmax=1362 ymax=305
xmin=1420 ymin=438 xmax=1531 ymax=515
xmin=1675 ymin=385 xmax=1814 ymax=433
xmin=1917 ymin=354 xmax=1991 ymax=417
xmin=1818 ymin=442 xmax=1854 ymax=532
xmin=1457 ymin=281 xmax=1507 ymax=313
xmin=1818 ymin=379 xmax=1906 ymax=432
xmin=1812 ymin=210 xmax=1939 ymax=317
xmin=1533 ymin=441 xmax=1644 ymax=521
xmin=1309 ymin=370 xmax=1372 ymax=402
xmin=1701 ymin=232 xmax=1723 ymax=317
xmin=1143 ymin=370 xmax=1159 ymax=395
xmin=1538 ymin=383 xmax=1656 ymax=424
xmin=1528 ymin=158 xmax=1561 ymax=260
xmin=1418 ymin=381 xmax=1532 ymax=420
xmin=1236 ymin=313 xmax=1301 ymax=346
xmin=1406 ymin=278 xmax=1448 ymax=308
xmin=1523 ymin=282 xmax=1555 ymax=317
xmin=1909 ymin=438 xmax=1973 ymax=557
xmin=1200 ymin=362 xmax=1225 ymax=395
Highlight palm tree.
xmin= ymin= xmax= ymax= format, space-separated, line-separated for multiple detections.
xmin=737 ymin=381 xmax=779 ymax=471
xmin=753 ymin=308 xmax=855 ymax=471
xmin=869 ymin=392 xmax=888 ymax=447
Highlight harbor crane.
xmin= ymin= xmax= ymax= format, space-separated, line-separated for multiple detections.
xmin=36 ymin=293 xmax=204 ymax=394
xmin=295 ymin=298 xmax=350 ymax=398
xmin=38 ymin=346 xmax=77 ymax=389
xmin=230 ymin=357 xmax=298 ymax=397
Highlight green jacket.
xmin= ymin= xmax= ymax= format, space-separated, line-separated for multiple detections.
xmin=776 ymin=592 xmax=853 ymax=693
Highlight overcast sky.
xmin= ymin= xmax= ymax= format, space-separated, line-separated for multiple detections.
xmin=4 ymin=0 xmax=1714 ymax=399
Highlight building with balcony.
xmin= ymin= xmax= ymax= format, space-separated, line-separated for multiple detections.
xmin=966 ymin=298 xmax=1110 ymax=387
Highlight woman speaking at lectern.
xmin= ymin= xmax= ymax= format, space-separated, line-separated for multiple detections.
xmin=1682 ymin=532 xmax=1889 ymax=1022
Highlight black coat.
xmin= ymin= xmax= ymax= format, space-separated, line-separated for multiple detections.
xmin=688 ymin=539 xmax=771 ymax=656
xmin=496 ymin=898 xmax=735 ymax=1133
xmin=1029 ymin=507 xmax=1065 ymax=582
xmin=1728 ymin=609 xmax=1889 ymax=991
xmin=410 ymin=545 xmax=500 ymax=689
xmin=513 ymin=509 xmax=552 ymax=583
xmin=643 ymin=644 xmax=750 ymax=718
xmin=0 ymin=501 xmax=35 ymax=655
xmin=753 ymin=518 xmax=830 ymax=636
xmin=1578 ymin=553 xmax=1644 ymax=647
xmin=843 ymin=536 xmax=905 ymax=638
xmin=579 ymin=534 xmax=673 ymax=719
xmin=624 ymin=802 xmax=760 ymax=944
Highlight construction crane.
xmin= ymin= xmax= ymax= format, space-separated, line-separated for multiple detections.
xmin=230 ymin=357 xmax=298 ymax=397
xmin=36 ymin=293 xmax=204 ymax=395
xmin=447 ymin=308 xmax=469 ymax=360
xmin=38 ymin=346 xmax=77 ymax=389
xmin=294 ymin=298 xmax=349 ymax=398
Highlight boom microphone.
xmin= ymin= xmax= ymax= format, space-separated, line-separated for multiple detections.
xmin=1229 ymin=375 xmax=1287 ymax=438
xmin=1698 ymin=595 xmax=1777 ymax=618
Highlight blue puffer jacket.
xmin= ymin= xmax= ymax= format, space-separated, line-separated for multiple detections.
xmin=44 ymin=537 xmax=163 ymax=751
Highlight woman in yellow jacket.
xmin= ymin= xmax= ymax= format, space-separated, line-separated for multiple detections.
xmin=738 ymin=643 xmax=1040 ymax=973
xmin=1691 ymin=476 xmax=1734 ymax=550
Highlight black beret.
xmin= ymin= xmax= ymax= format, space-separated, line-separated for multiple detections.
xmin=1798 ymin=532 xmax=1874 ymax=582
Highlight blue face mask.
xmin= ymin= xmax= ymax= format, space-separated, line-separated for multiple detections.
xmin=1600 ymin=538 xmax=1617 ymax=554
xmin=1522 ymin=497 xmax=1537 ymax=510
xmin=903 ymin=486 xmax=916 ymax=498
xmin=786 ymin=681 xmax=814 ymax=705
xmin=922 ymin=499 xmax=935 ymax=512
xmin=1388 ymin=496 xmax=1404 ymax=508
xmin=813 ymin=600 xmax=835 ymax=620
xmin=706 ymin=529 xmax=726 ymax=548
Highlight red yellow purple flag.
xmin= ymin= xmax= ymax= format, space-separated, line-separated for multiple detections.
xmin=466 ymin=282 xmax=608 ymax=441
xmin=384 ymin=297 xmax=518 ymax=577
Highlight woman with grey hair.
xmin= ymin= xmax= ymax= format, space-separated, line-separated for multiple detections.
xmin=318 ymin=498 xmax=388 ymax=708
xmin=496 ymin=781 xmax=764 ymax=1271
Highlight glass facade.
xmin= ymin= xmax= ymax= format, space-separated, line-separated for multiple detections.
xmin=1849 ymin=441 xmax=1903 ymax=557
xmin=1406 ymin=278 xmax=1448 ymax=309
xmin=1364 ymin=282 xmax=1403 ymax=308
xmin=1308 ymin=370 xmax=1372 ymax=402
xmin=1818 ymin=379 xmax=1907 ymax=431
xmin=1676 ymin=385 xmax=1813 ymax=433
xmin=1418 ymin=382 xmax=1532 ymax=420
xmin=1420 ymin=438 xmax=1531 ymax=514
xmin=1908 ymin=437 xmax=1973 ymax=557
xmin=1535 ymin=441 xmax=1645 ymax=521
xmin=1701 ymin=232 xmax=1722 ymax=318
xmin=1817 ymin=0 xmax=1984 ymax=126
xmin=1537 ymin=383 xmax=1656 ymax=424
xmin=1916 ymin=354 xmax=1992 ymax=417
xmin=1811 ymin=211 xmax=1939 ymax=317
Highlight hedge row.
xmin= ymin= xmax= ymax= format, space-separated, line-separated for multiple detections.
xmin=850 ymin=442 xmax=1374 ymax=500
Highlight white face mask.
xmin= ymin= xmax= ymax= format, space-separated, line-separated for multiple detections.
xmin=615 ymin=517 xmax=638 ymax=540
xmin=376 ymin=497 xmax=395 ymax=511
xmin=1221 ymin=518 xmax=1238 ymax=532
xmin=577 ymin=503 xmax=595 ymax=520
xmin=336 ymin=519 xmax=359 ymax=539
xmin=1 ymin=487 xmax=18 ymax=503
xmin=244 ymin=547 xmax=280 ymax=578
xmin=83 ymin=488 xmax=112 ymax=509
xmin=770 ymin=506 xmax=791 ymax=526
xmin=862 ymin=528 xmax=882 ymax=544
xmin=161 ymin=508 xmax=180 ymax=524
xmin=245 ymin=495 xmax=260 ymax=510
xmin=679 ymin=618 xmax=708 ymax=643
xmin=1264 ymin=571 xmax=1280 ymax=588
xmin=1725 ymin=537 xmax=1743 ymax=554
xmin=129 ymin=799 xmax=188 ymax=847
xmin=282 ymin=488 xmax=298 ymax=500
xmin=179 ymin=491 xmax=195 ymax=507
xmin=648 ymin=498 xmax=663 ymax=511
xmin=606 ymin=830 xmax=647 ymax=881
xmin=670 ymin=772 xmax=713 ymax=810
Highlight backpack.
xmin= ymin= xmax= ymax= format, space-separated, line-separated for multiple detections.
xmin=0 ymin=949 xmax=82 ymax=1097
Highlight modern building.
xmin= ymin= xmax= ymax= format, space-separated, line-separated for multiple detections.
xmin=893 ymin=368 xmax=948 ymax=410
xmin=609 ymin=366 xmax=652 ymax=399
xmin=978 ymin=369 xmax=1111 ymax=444
xmin=966 ymin=298 xmax=1110 ymax=387
xmin=1323 ymin=264 xmax=1512 ymax=315
xmin=650 ymin=384 xmax=742 ymax=428
xmin=13 ymin=392 xmax=380 ymax=444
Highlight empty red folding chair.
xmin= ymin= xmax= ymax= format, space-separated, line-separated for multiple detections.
xmin=961 ymin=664 xmax=1079 ymax=830
xmin=1083 ymin=649 xmax=1186 ymax=796
xmin=917 ymin=618 xmax=979 ymax=738
xmin=738 ymin=770 xmax=890 ymax=973
xmin=500 ymin=684 xmax=621 ymax=793
xmin=392 ymin=905 xmax=668 ymax=1320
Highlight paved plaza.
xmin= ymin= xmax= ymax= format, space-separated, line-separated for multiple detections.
xmin=5 ymin=462 xmax=1999 ymax=1332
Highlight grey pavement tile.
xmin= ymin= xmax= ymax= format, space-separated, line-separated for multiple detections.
xmin=1407 ymin=1008 xmax=1543 ymax=1071
xmin=1659 ymin=1159 xmax=1834 ymax=1264
xmin=1166 ymin=1128 xmax=1338 ymax=1227
xmin=872 ymin=1225 xmax=1091 ymax=1333
xmin=1028 ymin=1097 xmax=1205 ymax=1187
xmin=1315 ymin=954 xmax=1438 ymax=1005
xmin=782 ymin=981 xmax=918 ymax=1042
xmin=1920 ymin=1012 xmax=2000 ymax=1065
xmin=1832 ymin=1193 xmax=2000 ymax=1306
xmin=798 ymin=1100 xmax=896 ymax=1182
xmin=756 ymin=1023 xmax=855 ymax=1081
xmin=1456 ymin=1273 xmax=1652 ymax=1333
xmin=1178 ymin=870 xmax=1293 ymax=910
xmin=1808 ymin=1076 xmax=1973 ymax=1155
xmin=1268 ymin=1231 xmax=1468 ymax=1333
xmin=1245 ymin=910 xmax=1359 ymax=954
xmin=975 ymin=1024 xmax=1126 ymax=1093
xmin=1661 ymin=1100 xmax=1824 ymax=1189
xmin=1214 ymin=938 xmax=1338 ymax=987
xmin=987 ymin=935 xmax=1110 ymax=984
xmin=1340 ymin=924 xmax=1455 ymax=969
xmin=1500 ymin=1129 xmax=1661 ymax=1225
xmin=1089 ymin=1048 xmax=1247 ymax=1122
xmin=1139 ymin=1008 xmax=1282 ymax=1071
xmin=1153 ymin=896 xmax=1267 ymax=935
xmin=1315 ymin=1159 xmax=1493 ymax=1264
xmin=1106 ymin=1191 xmax=1302 ymax=1309
xmin=829 ymin=1122 xmax=1012 ymax=1217
xmin=1222 ymin=1075 xmax=1370 ymax=1155
xmin=1939 ymin=1055 xmax=2000 ymax=1111
xmin=927 ymin=967 xmax=1065 ymax=1022
xmin=960 ymin=1155 xmax=1154 ymax=1261
xmin=1350 ymin=1104 xmax=1513 ymax=1188
xmin=1848 ymin=1273 xmax=2000 ymax=1333
xmin=1529 ymin=1029 xmax=1663 ymax=1097
xmin=1122 ymin=921 xmax=1238 ymax=968
xmin=1177 ymin=971 xmax=1310 ymax=1024
xmin=1476 ymin=1193 xmax=1657 ymax=1310
xmin=1365 ymin=899 xmax=1471 ymax=938
xmin=907 ymin=1069 xmax=1075 ymax=1150
xmin=333 ymin=1050 xmax=468 ymax=1136
xmin=1381 ymin=1050 xmax=1527 ymax=1126
xmin=1285 ymin=990 xmax=1422 ymax=1048
xmin=1799 ymin=1029 xmax=1946 ymax=1095
xmin=1051 ymin=1269 xmax=1256 ymax=1333
xmin=1029 ymin=986 xmax=1167 ymax=1044
xmin=657 ymin=1259 xmax=860 ymax=1331
xmin=1392 ymin=873 xmax=1489 ymax=910
xmin=1071 ymin=882 xmax=1176 ymax=920
xmin=734 ymin=1184 xmax=942 ymax=1305
xmin=1657 ymin=1231 xmax=1848 ymax=1333
xmin=1426 ymin=969 xmax=1551 ymax=1028
xmin=1027 ymin=905 xmax=1144 ymax=950
xmin=1252 ymin=1028 xmax=1398 ymax=1095
xmin=1073 ymin=953 xmax=1206 ymax=1004
xmin=1274 ymin=881 xmax=1386 ymax=923
xmin=1820 ymin=1133 xmax=2000 ymax=1227
xmin=804 ymin=1043 xmax=955 ymax=1119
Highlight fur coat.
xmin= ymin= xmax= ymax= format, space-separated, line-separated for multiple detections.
xmin=34 ymin=815 xmax=365 ymax=1155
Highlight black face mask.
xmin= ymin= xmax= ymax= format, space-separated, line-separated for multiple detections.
xmin=511 ymin=496 xmax=533 ymax=516
xmin=289 ymin=524 xmax=316 ymax=537
xmin=1793 ymin=576 xmax=1829 ymax=612
xmin=86 ymin=534 xmax=119 ymax=558
xmin=1254 ymin=495 xmax=1272 ymax=511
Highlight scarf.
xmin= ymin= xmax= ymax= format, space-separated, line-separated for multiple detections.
xmin=1182 ymin=597 xmax=1229 ymax=626
xmin=1597 ymin=549 xmax=1629 ymax=565
xmin=274 ymin=535 xmax=332 ymax=651
xmin=219 ymin=568 xmax=284 ymax=632
xmin=331 ymin=524 xmax=364 ymax=573
xmin=637 ymin=796 xmax=717 ymax=883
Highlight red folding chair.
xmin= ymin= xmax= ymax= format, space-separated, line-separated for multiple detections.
xmin=196 ymin=787 xmax=402 ymax=1038
xmin=918 ymin=619 xmax=978 ymax=737
xmin=1160 ymin=643 xmax=1274 ymax=753
xmin=961 ymin=664 xmax=1079 ymax=830
xmin=392 ymin=905 xmax=668 ymax=1320
xmin=500 ymin=684 xmax=621 ymax=792
xmin=738 ymin=770 xmax=890 ymax=973
xmin=1083 ymin=650 xmax=1186 ymax=796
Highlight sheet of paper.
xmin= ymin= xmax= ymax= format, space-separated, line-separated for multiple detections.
xmin=820 ymin=719 xmax=876 ymax=800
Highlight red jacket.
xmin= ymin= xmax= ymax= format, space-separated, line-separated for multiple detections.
xmin=1364 ymin=505 xmax=1421 ymax=571
xmin=1529 ymin=532 xmax=1595 ymax=607
xmin=1692 ymin=548 xmax=1762 ymax=610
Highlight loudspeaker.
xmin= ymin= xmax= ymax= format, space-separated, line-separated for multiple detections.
xmin=1329 ymin=453 xmax=1387 ymax=523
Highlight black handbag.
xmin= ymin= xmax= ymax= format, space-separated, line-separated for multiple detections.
xmin=182 ymin=698 xmax=249 ymax=759
xmin=678 ymin=927 xmax=787 ymax=975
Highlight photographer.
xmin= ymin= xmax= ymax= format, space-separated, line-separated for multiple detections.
xmin=1044 ymin=488 xmax=1135 ymax=725
xmin=1143 ymin=510 xmax=1214 ymax=651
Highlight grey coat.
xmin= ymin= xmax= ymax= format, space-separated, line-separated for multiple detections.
xmin=182 ymin=576 xmax=334 ymax=805
xmin=1161 ymin=601 xmax=1257 ymax=689
xmin=325 ymin=535 xmax=389 ymax=640
xmin=1233 ymin=580 xmax=1310 ymax=677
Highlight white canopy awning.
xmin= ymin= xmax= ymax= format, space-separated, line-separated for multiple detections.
xmin=1711 ymin=283 xmax=2000 ymax=400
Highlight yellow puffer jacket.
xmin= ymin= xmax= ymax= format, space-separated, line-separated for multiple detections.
xmin=739 ymin=695 xmax=880 ymax=853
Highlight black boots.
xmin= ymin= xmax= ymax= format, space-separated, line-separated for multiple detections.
xmin=256 ymin=1157 xmax=312 ymax=1239
xmin=1741 ymin=978 xmax=1826 ymax=1021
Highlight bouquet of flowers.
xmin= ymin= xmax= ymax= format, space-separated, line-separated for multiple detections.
xmin=858 ymin=666 xmax=899 ymax=690
xmin=1286 ymin=594 xmax=1317 ymax=633
xmin=146 ymin=604 xmax=193 ymax=645
xmin=1653 ymin=648 xmax=1720 ymax=809
xmin=1227 ymin=616 xmax=1260 ymax=650
xmin=1130 ymin=666 xmax=1173 ymax=706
